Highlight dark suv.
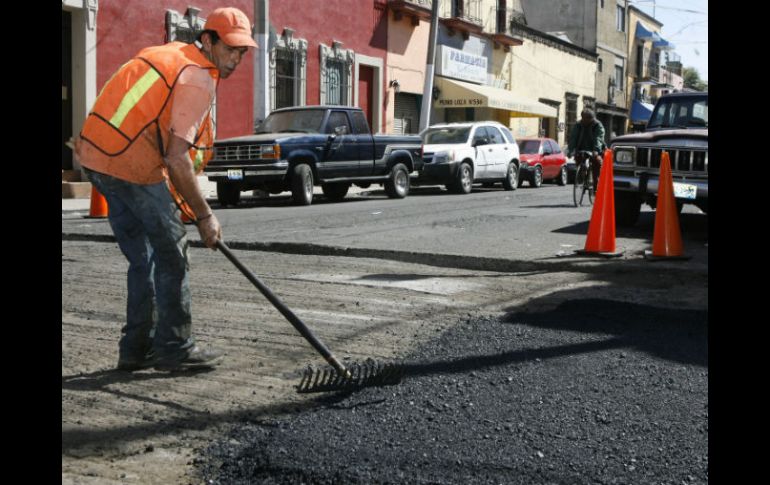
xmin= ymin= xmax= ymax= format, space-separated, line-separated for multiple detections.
xmin=611 ymin=92 xmax=708 ymax=226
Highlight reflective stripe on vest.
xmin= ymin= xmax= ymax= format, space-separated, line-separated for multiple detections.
xmin=80 ymin=43 xmax=217 ymax=162
xmin=109 ymin=69 xmax=162 ymax=128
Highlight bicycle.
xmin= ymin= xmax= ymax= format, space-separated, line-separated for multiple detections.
xmin=572 ymin=150 xmax=598 ymax=207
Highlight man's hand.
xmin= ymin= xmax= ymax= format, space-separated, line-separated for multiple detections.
xmin=196 ymin=213 xmax=222 ymax=249
xmin=164 ymin=134 xmax=223 ymax=250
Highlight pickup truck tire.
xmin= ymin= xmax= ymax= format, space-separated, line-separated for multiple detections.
xmin=448 ymin=162 xmax=473 ymax=194
xmin=322 ymin=182 xmax=350 ymax=202
xmin=556 ymin=166 xmax=568 ymax=186
xmin=615 ymin=191 xmax=641 ymax=227
xmin=291 ymin=164 xmax=314 ymax=206
xmin=502 ymin=162 xmax=518 ymax=191
xmin=384 ymin=163 xmax=410 ymax=199
xmin=216 ymin=182 xmax=241 ymax=207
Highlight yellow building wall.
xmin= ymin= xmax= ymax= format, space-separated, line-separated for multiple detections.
xmin=509 ymin=39 xmax=596 ymax=147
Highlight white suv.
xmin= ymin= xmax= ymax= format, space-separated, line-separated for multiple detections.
xmin=416 ymin=122 xmax=521 ymax=194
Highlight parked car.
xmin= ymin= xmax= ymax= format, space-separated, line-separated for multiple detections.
xmin=516 ymin=137 xmax=568 ymax=187
xmin=204 ymin=106 xmax=423 ymax=206
xmin=611 ymin=92 xmax=708 ymax=226
xmin=415 ymin=122 xmax=521 ymax=194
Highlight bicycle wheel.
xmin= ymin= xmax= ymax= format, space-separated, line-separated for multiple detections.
xmin=586 ymin=168 xmax=595 ymax=206
xmin=573 ymin=165 xmax=588 ymax=207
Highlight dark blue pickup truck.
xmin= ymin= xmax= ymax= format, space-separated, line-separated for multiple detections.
xmin=204 ymin=106 xmax=423 ymax=206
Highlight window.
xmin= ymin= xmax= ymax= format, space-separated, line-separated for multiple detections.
xmin=274 ymin=48 xmax=298 ymax=109
xmin=565 ymin=94 xmax=578 ymax=143
xmin=486 ymin=126 xmax=505 ymax=144
xmin=598 ymin=58 xmax=603 ymax=72
xmin=616 ymin=5 xmax=625 ymax=32
xmin=614 ymin=59 xmax=624 ymax=91
xmin=600 ymin=0 xmax=605 ymax=7
xmin=320 ymin=43 xmax=355 ymax=106
xmin=325 ymin=111 xmax=351 ymax=135
xmin=549 ymin=140 xmax=562 ymax=154
xmin=350 ymin=111 xmax=371 ymax=135
xmin=270 ymin=33 xmax=308 ymax=112
xmin=500 ymin=126 xmax=515 ymax=144
xmin=324 ymin=60 xmax=348 ymax=105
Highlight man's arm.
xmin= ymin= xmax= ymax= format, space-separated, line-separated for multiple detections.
xmin=164 ymin=134 xmax=221 ymax=249
xmin=594 ymin=122 xmax=606 ymax=153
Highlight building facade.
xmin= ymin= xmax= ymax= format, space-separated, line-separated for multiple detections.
xmin=626 ymin=5 xmax=682 ymax=131
xmin=520 ymin=0 xmax=629 ymax=143
xmin=62 ymin=0 xmax=256 ymax=174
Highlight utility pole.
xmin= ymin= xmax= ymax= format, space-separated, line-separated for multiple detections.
xmin=254 ymin=0 xmax=270 ymax=131
xmin=419 ymin=0 xmax=440 ymax=133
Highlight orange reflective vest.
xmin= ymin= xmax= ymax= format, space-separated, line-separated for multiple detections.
xmin=80 ymin=42 xmax=218 ymax=176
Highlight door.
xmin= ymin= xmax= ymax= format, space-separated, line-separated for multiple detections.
xmin=394 ymin=93 xmax=420 ymax=135
xmin=472 ymin=126 xmax=493 ymax=179
xmin=485 ymin=126 xmax=509 ymax=178
xmin=322 ymin=111 xmax=357 ymax=178
xmin=350 ymin=110 xmax=375 ymax=176
xmin=358 ymin=66 xmax=375 ymax=132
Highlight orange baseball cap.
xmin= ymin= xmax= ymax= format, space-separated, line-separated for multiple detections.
xmin=203 ymin=7 xmax=258 ymax=48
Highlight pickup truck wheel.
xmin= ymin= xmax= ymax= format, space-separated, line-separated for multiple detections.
xmin=448 ymin=162 xmax=473 ymax=194
xmin=385 ymin=163 xmax=410 ymax=198
xmin=502 ymin=162 xmax=518 ymax=191
xmin=291 ymin=164 xmax=314 ymax=205
xmin=322 ymin=182 xmax=350 ymax=202
xmin=557 ymin=166 xmax=568 ymax=186
xmin=216 ymin=182 xmax=241 ymax=207
xmin=615 ymin=192 xmax=641 ymax=226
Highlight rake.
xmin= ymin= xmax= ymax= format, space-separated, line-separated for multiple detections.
xmin=215 ymin=240 xmax=403 ymax=393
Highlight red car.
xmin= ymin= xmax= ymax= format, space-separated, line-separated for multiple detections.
xmin=516 ymin=137 xmax=568 ymax=187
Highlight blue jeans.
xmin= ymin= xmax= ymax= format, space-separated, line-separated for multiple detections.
xmin=85 ymin=168 xmax=195 ymax=361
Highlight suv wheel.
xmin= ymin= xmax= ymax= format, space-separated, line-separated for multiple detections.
xmin=615 ymin=192 xmax=641 ymax=226
xmin=448 ymin=162 xmax=473 ymax=194
xmin=291 ymin=164 xmax=314 ymax=205
xmin=384 ymin=163 xmax=410 ymax=198
xmin=502 ymin=162 xmax=518 ymax=191
xmin=216 ymin=181 xmax=241 ymax=207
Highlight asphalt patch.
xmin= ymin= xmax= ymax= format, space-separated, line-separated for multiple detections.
xmin=199 ymin=299 xmax=708 ymax=484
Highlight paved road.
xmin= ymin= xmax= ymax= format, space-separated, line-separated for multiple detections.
xmin=63 ymin=181 xmax=708 ymax=272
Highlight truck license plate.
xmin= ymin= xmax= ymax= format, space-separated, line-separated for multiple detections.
xmin=227 ymin=169 xmax=243 ymax=181
xmin=673 ymin=182 xmax=697 ymax=200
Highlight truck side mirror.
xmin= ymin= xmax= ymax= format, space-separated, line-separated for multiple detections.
xmin=334 ymin=126 xmax=349 ymax=136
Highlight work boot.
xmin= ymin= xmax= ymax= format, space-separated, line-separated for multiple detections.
xmin=154 ymin=346 xmax=224 ymax=371
xmin=117 ymin=350 xmax=157 ymax=371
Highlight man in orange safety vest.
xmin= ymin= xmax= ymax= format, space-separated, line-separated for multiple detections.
xmin=75 ymin=7 xmax=257 ymax=372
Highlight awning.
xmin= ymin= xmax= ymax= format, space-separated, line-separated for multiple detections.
xmin=653 ymin=36 xmax=675 ymax=50
xmin=630 ymin=99 xmax=656 ymax=123
xmin=434 ymin=77 xmax=558 ymax=118
xmin=635 ymin=21 xmax=656 ymax=40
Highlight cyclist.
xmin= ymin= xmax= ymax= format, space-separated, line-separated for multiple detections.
xmin=567 ymin=108 xmax=606 ymax=185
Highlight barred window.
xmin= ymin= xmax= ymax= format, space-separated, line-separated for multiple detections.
xmin=324 ymin=59 xmax=348 ymax=106
xmin=274 ymin=48 xmax=297 ymax=109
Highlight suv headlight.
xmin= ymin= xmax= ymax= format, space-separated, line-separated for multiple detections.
xmin=614 ymin=148 xmax=634 ymax=165
xmin=433 ymin=150 xmax=454 ymax=163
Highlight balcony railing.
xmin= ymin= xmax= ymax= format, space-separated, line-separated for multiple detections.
xmin=388 ymin=0 xmax=432 ymax=25
xmin=441 ymin=0 xmax=483 ymax=39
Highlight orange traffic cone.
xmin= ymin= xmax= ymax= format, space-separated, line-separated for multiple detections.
xmin=645 ymin=151 xmax=689 ymax=261
xmin=87 ymin=185 xmax=109 ymax=218
xmin=576 ymin=149 xmax=624 ymax=258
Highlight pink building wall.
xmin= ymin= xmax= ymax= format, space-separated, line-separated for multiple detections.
xmin=96 ymin=1 xmax=255 ymax=139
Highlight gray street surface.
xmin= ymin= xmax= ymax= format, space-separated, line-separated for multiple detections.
xmin=62 ymin=180 xmax=707 ymax=484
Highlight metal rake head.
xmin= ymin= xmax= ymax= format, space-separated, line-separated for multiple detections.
xmin=296 ymin=359 xmax=404 ymax=393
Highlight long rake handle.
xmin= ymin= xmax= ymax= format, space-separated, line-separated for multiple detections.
xmin=215 ymin=240 xmax=351 ymax=378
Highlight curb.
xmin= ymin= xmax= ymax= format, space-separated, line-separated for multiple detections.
xmin=62 ymin=232 xmax=708 ymax=278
